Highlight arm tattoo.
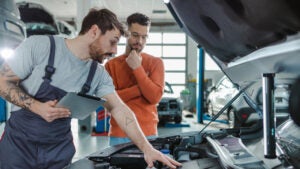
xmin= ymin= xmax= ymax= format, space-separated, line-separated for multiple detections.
xmin=125 ymin=117 xmax=134 ymax=126
xmin=0 ymin=64 xmax=35 ymax=110
xmin=0 ymin=64 xmax=17 ymax=78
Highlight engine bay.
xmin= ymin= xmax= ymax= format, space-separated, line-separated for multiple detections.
xmin=67 ymin=118 xmax=299 ymax=169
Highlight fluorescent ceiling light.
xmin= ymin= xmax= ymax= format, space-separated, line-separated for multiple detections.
xmin=163 ymin=0 xmax=170 ymax=4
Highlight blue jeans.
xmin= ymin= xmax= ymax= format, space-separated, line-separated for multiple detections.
xmin=109 ymin=135 xmax=157 ymax=146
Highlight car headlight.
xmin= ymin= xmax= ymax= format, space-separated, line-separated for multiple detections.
xmin=0 ymin=48 xmax=14 ymax=60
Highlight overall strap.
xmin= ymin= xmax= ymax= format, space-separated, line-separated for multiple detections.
xmin=79 ymin=61 xmax=98 ymax=94
xmin=43 ymin=36 xmax=56 ymax=81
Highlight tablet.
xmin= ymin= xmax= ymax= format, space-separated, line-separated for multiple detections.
xmin=56 ymin=92 xmax=106 ymax=120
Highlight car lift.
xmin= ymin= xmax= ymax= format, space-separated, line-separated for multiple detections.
xmin=196 ymin=47 xmax=228 ymax=124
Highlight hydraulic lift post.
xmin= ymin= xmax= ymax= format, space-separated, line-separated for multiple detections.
xmin=196 ymin=47 xmax=205 ymax=124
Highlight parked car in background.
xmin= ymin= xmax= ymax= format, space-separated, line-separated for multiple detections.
xmin=56 ymin=20 xmax=77 ymax=39
xmin=157 ymin=82 xmax=183 ymax=125
xmin=0 ymin=0 xmax=26 ymax=63
xmin=207 ymin=76 xmax=238 ymax=118
xmin=207 ymin=76 xmax=255 ymax=128
xmin=255 ymin=83 xmax=291 ymax=126
xmin=16 ymin=1 xmax=59 ymax=37
xmin=0 ymin=0 xmax=26 ymax=135
xmin=207 ymin=76 xmax=290 ymax=128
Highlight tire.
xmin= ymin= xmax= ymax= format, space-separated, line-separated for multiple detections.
xmin=228 ymin=109 xmax=240 ymax=128
xmin=174 ymin=115 xmax=182 ymax=124
xmin=158 ymin=119 xmax=166 ymax=126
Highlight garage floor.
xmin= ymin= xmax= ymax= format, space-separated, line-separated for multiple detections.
xmin=71 ymin=111 xmax=228 ymax=162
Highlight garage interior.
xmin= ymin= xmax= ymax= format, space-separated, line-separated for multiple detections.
xmin=1 ymin=0 xmax=229 ymax=161
xmin=0 ymin=0 xmax=226 ymax=163
xmin=1 ymin=0 xmax=300 ymax=169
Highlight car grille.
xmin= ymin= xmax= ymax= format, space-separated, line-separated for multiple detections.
xmin=158 ymin=99 xmax=178 ymax=111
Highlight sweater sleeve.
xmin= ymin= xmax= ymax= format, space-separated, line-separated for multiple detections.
xmin=116 ymin=85 xmax=141 ymax=102
xmin=105 ymin=59 xmax=142 ymax=102
xmin=133 ymin=57 xmax=165 ymax=104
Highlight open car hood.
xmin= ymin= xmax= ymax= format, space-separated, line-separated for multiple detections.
xmin=16 ymin=1 xmax=55 ymax=25
xmin=16 ymin=2 xmax=58 ymax=36
xmin=0 ymin=0 xmax=20 ymax=17
xmin=165 ymin=0 xmax=300 ymax=87
xmin=0 ymin=0 xmax=26 ymax=61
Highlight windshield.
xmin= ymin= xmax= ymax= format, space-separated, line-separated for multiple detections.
xmin=26 ymin=22 xmax=58 ymax=36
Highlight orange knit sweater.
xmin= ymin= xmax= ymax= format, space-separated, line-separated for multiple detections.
xmin=105 ymin=53 xmax=165 ymax=137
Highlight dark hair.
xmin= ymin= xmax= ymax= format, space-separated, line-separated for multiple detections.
xmin=126 ymin=13 xmax=151 ymax=27
xmin=79 ymin=8 xmax=125 ymax=36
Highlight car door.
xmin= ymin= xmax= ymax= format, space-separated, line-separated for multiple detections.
xmin=212 ymin=77 xmax=237 ymax=112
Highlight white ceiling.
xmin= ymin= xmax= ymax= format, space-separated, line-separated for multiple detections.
xmin=14 ymin=0 xmax=174 ymax=23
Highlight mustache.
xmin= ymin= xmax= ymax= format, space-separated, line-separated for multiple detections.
xmin=130 ymin=43 xmax=142 ymax=51
xmin=132 ymin=43 xmax=141 ymax=47
xmin=103 ymin=53 xmax=113 ymax=57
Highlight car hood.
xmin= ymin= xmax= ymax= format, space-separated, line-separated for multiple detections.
xmin=0 ymin=0 xmax=26 ymax=50
xmin=161 ymin=93 xmax=179 ymax=100
xmin=165 ymin=0 xmax=300 ymax=87
xmin=0 ymin=0 xmax=20 ymax=17
xmin=16 ymin=2 xmax=56 ymax=25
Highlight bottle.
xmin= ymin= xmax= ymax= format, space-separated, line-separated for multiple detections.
xmin=160 ymin=149 xmax=173 ymax=159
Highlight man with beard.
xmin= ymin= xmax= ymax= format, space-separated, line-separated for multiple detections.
xmin=0 ymin=9 xmax=180 ymax=169
xmin=105 ymin=13 xmax=165 ymax=146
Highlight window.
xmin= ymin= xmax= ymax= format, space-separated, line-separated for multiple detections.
xmin=165 ymin=73 xmax=185 ymax=84
xmin=5 ymin=21 xmax=25 ymax=36
xmin=143 ymin=46 xmax=162 ymax=57
xmin=163 ymin=59 xmax=185 ymax=71
xmin=161 ymin=32 xmax=186 ymax=95
xmin=163 ymin=46 xmax=186 ymax=57
xmin=163 ymin=33 xmax=186 ymax=44
xmin=147 ymin=33 xmax=162 ymax=44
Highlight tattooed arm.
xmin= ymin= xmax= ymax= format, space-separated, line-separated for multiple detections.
xmin=0 ymin=63 xmax=34 ymax=109
xmin=0 ymin=63 xmax=70 ymax=122
xmin=103 ymin=93 xmax=181 ymax=169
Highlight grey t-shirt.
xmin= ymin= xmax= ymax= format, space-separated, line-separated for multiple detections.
xmin=6 ymin=35 xmax=115 ymax=111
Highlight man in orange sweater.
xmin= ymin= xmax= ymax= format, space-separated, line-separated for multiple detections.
xmin=105 ymin=13 xmax=165 ymax=146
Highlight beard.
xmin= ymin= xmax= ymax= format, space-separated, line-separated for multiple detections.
xmin=89 ymin=43 xmax=104 ymax=63
xmin=89 ymin=45 xmax=113 ymax=64
xmin=130 ymin=43 xmax=143 ymax=53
